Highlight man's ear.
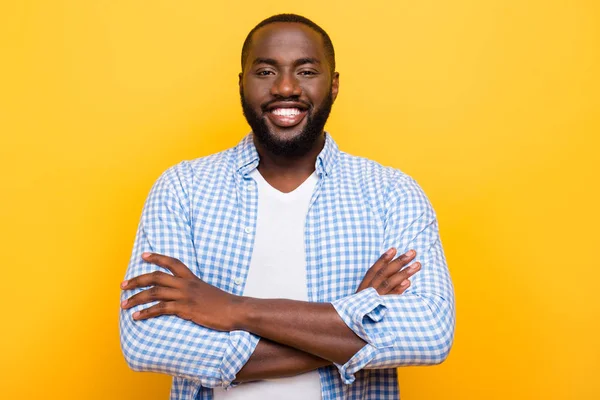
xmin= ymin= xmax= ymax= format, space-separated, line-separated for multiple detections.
xmin=331 ymin=72 xmax=340 ymax=103
xmin=238 ymin=72 xmax=243 ymax=95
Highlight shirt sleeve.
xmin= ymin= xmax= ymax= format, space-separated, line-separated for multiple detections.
xmin=331 ymin=176 xmax=455 ymax=384
xmin=119 ymin=163 xmax=259 ymax=388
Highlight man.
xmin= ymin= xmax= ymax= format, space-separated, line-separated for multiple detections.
xmin=120 ymin=13 xmax=454 ymax=400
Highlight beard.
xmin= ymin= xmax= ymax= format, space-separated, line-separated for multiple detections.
xmin=240 ymin=88 xmax=333 ymax=158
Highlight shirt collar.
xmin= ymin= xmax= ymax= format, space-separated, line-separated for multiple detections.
xmin=235 ymin=134 xmax=260 ymax=176
xmin=235 ymin=132 xmax=340 ymax=178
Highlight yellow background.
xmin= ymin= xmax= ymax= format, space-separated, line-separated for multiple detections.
xmin=1 ymin=0 xmax=598 ymax=399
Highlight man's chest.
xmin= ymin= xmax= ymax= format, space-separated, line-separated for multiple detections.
xmin=188 ymin=180 xmax=385 ymax=302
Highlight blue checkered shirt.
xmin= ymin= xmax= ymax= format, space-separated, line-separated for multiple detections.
xmin=120 ymin=133 xmax=455 ymax=399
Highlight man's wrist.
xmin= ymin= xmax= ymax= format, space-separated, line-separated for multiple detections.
xmin=230 ymin=295 xmax=254 ymax=331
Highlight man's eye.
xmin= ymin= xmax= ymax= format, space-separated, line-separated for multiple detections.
xmin=299 ymin=70 xmax=317 ymax=76
xmin=257 ymin=70 xmax=274 ymax=76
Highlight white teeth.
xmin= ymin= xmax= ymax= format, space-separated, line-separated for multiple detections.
xmin=272 ymin=108 xmax=301 ymax=117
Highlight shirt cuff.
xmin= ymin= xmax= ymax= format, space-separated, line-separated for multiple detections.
xmin=219 ymin=330 xmax=260 ymax=388
xmin=331 ymin=288 xmax=397 ymax=384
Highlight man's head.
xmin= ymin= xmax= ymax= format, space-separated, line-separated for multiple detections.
xmin=241 ymin=14 xmax=336 ymax=76
xmin=239 ymin=14 xmax=339 ymax=158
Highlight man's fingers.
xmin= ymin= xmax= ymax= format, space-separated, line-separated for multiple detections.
xmin=121 ymin=286 xmax=182 ymax=309
xmin=369 ymin=250 xmax=417 ymax=291
xmin=390 ymin=279 xmax=411 ymax=295
xmin=356 ymin=248 xmax=396 ymax=292
xmin=141 ymin=252 xmax=195 ymax=278
xmin=386 ymin=249 xmax=417 ymax=271
xmin=121 ymin=270 xmax=179 ymax=290
xmin=378 ymin=262 xmax=421 ymax=294
xmin=131 ymin=301 xmax=177 ymax=321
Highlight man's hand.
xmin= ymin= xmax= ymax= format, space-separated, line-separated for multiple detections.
xmin=120 ymin=252 xmax=239 ymax=331
xmin=356 ymin=248 xmax=421 ymax=294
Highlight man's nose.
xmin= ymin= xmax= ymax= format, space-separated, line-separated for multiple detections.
xmin=270 ymin=72 xmax=302 ymax=97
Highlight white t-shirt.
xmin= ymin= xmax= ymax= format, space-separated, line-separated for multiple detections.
xmin=213 ymin=169 xmax=322 ymax=400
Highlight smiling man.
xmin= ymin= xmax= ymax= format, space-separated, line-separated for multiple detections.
xmin=120 ymin=14 xmax=455 ymax=400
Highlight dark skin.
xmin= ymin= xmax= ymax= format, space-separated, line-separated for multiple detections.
xmin=121 ymin=23 xmax=422 ymax=382
xmin=240 ymin=22 xmax=338 ymax=193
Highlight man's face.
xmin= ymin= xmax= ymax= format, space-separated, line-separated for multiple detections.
xmin=240 ymin=22 xmax=339 ymax=157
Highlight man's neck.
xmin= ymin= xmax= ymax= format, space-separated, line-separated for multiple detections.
xmin=254 ymin=134 xmax=324 ymax=193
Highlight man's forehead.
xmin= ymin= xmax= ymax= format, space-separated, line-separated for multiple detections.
xmin=247 ymin=22 xmax=325 ymax=58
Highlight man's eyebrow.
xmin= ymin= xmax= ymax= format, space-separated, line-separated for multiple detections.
xmin=252 ymin=58 xmax=278 ymax=66
xmin=251 ymin=57 xmax=322 ymax=67
xmin=294 ymin=57 xmax=321 ymax=66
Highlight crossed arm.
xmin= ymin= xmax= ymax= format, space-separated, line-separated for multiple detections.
xmin=120 ymin=248 xmax=420 ymax=383
xmin=119 ymin=168 xmax=454 ymax=388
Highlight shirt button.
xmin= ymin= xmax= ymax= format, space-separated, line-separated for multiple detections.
xmin=244 ymin=227 xmax=253 ymax=234
xmin=234 ymin=277 xmax=243 ymax=286
xmin=246 ymin=185 xmax=253 ymax=190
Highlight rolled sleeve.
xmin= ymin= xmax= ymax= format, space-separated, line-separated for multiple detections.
xmin=219 ymin=331 xmax=260 ymax=387
xmin=119 ymin=163 xmax=259 ymax=388
xmin=332 ymin=288 xmax=397 ymax=383
xmin=330 ymin=175 xmax=455 ymax=384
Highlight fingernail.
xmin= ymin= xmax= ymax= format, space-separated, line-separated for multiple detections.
xmin=142 ymin=252 xmax=151 ymax=259
xmin=410 ymin=262 xmax=421 ymax=271
xmin=132 ymin=311 xmax=140 ymax=320
xmin=121 ymin=300 xmax=128 ymax=308
xmin=121 ymin=280 xmax=128 ymax=289
xmin=401 ymin=280 xmax=409 ymax=287
xmin=385 ymin=248 xmax=395 ymax=256
xmin=405 ymin=250 xmax=415 ymax=257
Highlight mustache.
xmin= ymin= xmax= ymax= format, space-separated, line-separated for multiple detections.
xmin=260 ymin=98 xmax=311 ymax=113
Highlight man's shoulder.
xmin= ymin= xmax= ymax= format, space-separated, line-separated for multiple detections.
xmin=334 ymin=151 xmax=434 ymax=219
xmin=188 ymin=147 xmax=237 ymax=175
xmin=337 ymin=151 xmax=420 ymax=196
xmin=161 ymin=146 xmax=237 ymax=180
xmin=151 ymin=145 xmax=239 ymax=199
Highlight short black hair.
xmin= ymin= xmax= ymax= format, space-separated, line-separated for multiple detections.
xmin=241 ymin=14 xmax=336 ymax=74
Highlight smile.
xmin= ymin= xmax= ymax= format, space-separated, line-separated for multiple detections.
xmin=266 ymin=107 xmax=308 ymax=128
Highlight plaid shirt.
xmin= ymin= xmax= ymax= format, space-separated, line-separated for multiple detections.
xmin=120 ymin=133 xmax=455 ymax=399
